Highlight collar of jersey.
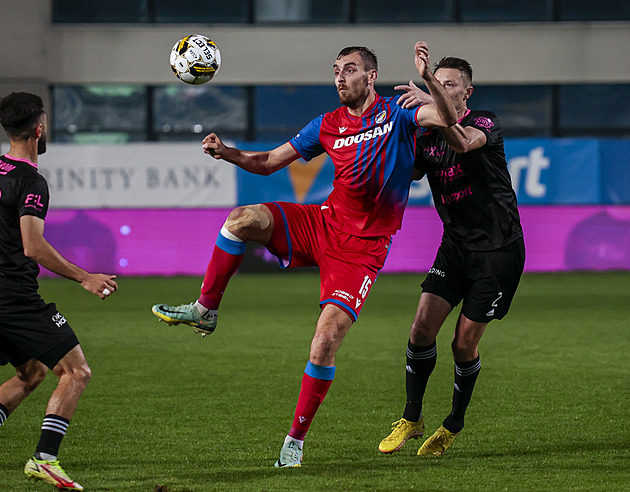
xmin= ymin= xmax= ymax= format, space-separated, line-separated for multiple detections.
xmin=3 ymin=153 xmax=38 ymax=169
xmin=344 ymin=93 xmax=383 ymax=121
xmin=458 ymin=109 xmax=471 ymax=124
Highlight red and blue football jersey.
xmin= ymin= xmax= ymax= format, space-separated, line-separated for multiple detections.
xmin=290 ymin=94 xmax=425 ymax=237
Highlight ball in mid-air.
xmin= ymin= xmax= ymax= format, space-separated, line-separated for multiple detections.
xmin=170 ymin=34 xmax=221 ymax=85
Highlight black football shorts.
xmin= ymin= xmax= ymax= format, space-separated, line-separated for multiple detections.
xmin=421 ymin=237 xmax=525 ymax=323
xmin=0 ymin=300 xmax=79 ymax=370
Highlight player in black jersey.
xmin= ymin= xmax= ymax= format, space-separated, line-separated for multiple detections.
xmin=0 ymin=92 xmax=118 ymax=491
xmin=379 ymin=57 xmax=525 ymax=456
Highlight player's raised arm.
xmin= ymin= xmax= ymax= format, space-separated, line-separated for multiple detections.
xmin=413 ymin=42 xmax=458 ymax=129
xmin=439 ymin=122 xmax=487 ymax=154
xmin=202 ymin=133 xmax=299 ymax=175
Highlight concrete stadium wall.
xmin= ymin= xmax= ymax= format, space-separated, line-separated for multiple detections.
xmin=1 ymin=1 xmax=629 ymax=88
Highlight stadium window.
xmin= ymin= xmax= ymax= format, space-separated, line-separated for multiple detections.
xmin=556 ymin=0 xmax=630 ymax=21
xmin=558 ymin=84 xmax=630 ymax=137
xmin=376 ymin=83 xmax=552 ymax=137
xmin=355 ymin=0 xmax=452 ymax=23
xmin=153 ymin=0 xmax=250 ymax=23
xmin=153 ymin=85 xmax=248 ymax=141
xmin=255 ymin=0 xmax=350 ymax=23
xmin=254 ymin=85 xmax=339 ymax=141
xmin=458 ymin=0 xmax=553 ymax=22
xmin=52 ymin=0 xmax=630 ymax=24
xmin=52 ymin=85 xmax=148 ymax=143
xmin=49 ymin=83 xmax=630 ymax=142
xmin=53 ymin=0 xmax=149 ymax=23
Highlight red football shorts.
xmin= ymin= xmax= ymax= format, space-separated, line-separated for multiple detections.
xmin=265 ymin=201 xmax=391 ymax=321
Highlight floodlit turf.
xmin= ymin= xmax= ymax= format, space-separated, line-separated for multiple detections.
xmin=1 ymin=272 xmax=628 ymax=491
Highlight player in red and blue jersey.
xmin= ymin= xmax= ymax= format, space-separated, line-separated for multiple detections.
xmin=152 ymin=41 xmax=458 ymax=468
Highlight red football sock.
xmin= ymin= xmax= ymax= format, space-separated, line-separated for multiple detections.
xmin=289 ymin=372 xmax=334 ymax=441
xmin=198 ymin=243 xmax=244 ymax=310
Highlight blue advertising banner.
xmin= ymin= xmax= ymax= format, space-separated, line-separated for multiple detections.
xmin=504 ymin=139 xmax=600 ymax=204
xmin=600 ymin=140 xmax=630 ymax=204
xmin=236 ymin=142 xmax=334 ymax=205
xmin=236 ymin=139 xmax=628 ymax=206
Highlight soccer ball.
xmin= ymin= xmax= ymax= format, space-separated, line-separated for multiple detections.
xmin=170 ymin=34 xmax=221 ymax=85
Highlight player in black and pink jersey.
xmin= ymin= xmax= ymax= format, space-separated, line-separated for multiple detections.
xmin=379 ymin=57 xmax=525 ymax=457
xmin=0 ymin=92 xmax=117 ymax=490
xmin=152 ymin=42 xmax=458 ymax=468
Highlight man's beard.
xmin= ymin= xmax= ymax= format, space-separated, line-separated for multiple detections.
xmin=37 ymin=134 xmax=47 ymax=155
xmin=338 ymin=90 xmax=359 ymax=108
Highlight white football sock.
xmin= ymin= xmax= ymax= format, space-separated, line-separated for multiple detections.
xmin=284 ymin=435 xmax=304 ymax=449
xmin=195 ymin=300 xmax=209 ymax=315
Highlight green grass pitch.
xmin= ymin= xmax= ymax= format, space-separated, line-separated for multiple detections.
xmin=1 ymin=272 xmax=628 ymax=491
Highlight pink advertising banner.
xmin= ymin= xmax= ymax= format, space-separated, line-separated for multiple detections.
xmin=41 ymin=205 xmax=630 ymax=278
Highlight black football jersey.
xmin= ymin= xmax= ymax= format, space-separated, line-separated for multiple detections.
xmin=0 ymin=154 xmax=49 ymax=291
xmin=415 ymin=110 xmax=523 ymax=251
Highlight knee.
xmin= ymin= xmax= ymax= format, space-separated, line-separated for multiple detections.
xmin=451 ymin=338 xmax=477 ymax=362
xmin=310 ymin=319 xmax=349 ymax=365
xmin=225 ymin=205 xmax=271 ymax=239
xmin=60 ymin=363 xmax=92 ymax=389
xmin=410 ymin=316 xmax=435 ymax=346
xmin=76 ymin=364 xmax=92 ymax=388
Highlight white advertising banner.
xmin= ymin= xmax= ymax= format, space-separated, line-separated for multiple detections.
xmin=33 ymin=143 xmax=237 ymax=208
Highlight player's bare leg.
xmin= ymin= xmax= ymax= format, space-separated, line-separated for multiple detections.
xmin=152 ymin=204 xmax=274 ymax=335
xmin=410 ymin=292 xmax=452 ymax=347
xmin=0 ymin=359 xmax=47 ymax=416
xmin=45 ymin=345 xmax=92 ymax=420
xmin=451 ymin=314 xmax=486 ymax=362
xmin=309 ymin=304 xmax=353 ymax=367
xmin=276 ymin=305 xmax=353 ymax=468
xmin=24 ymin=346 xmax=91 ymax=491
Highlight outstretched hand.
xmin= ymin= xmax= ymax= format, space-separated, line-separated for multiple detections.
xmin=415 ymin=41 xmax=431 ymax=80
xmin=81 ymin=274 xmax=118 ymax=300
xmin=395 ymin=80 xmax=434 ymax=109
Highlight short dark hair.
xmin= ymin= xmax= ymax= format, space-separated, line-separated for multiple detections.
xmin=434 ymin=57 xmax=473 ymax=86
xmin=0 ymin=92 xmax=45 ymax=140
xmin=337 ymin=46 xmax=378 ymax=72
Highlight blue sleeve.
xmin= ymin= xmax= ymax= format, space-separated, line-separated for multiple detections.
xmin=289 ymin=114 xmax=325 ymax=162
xmin=392 ymin=95 xmax=428 ymax=134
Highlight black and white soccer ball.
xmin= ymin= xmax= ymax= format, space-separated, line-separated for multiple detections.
xmin=170 ymin=34 xmax=221 ymax=85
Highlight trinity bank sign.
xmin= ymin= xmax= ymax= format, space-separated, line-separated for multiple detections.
xmin=38 ymin=143 xmax=236 ymax=208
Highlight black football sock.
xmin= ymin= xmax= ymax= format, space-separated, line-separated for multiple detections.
xmin=35 ymin=414 xmax=70 ymax=459
xmin=443 ymin=356 xmax=481 ymax=434
xmin=402 ymin=340 xmax=437 ymax=422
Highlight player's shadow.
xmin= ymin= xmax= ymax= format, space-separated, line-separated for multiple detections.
xmin=564 ymin=208 xmax=630 ymax=271
xmin=43 ymin=211 xmax=118 ymax=275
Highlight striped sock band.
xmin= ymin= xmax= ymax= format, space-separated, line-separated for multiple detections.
xmin=0 ymin=403 xmax=8 ymax=425
xmin=455 ymin=357 xmax=482 ymax=377
xmin=406 ymin=342 xmax=437 ymax=361
xmin=41 ymin=415 xmax=70 ymax=436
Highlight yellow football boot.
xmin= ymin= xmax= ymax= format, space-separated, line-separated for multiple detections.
xmin=417 ymin=425 xmax=459 ymax=456
xmin=379 ymin=418 xmax=425 ymax=453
